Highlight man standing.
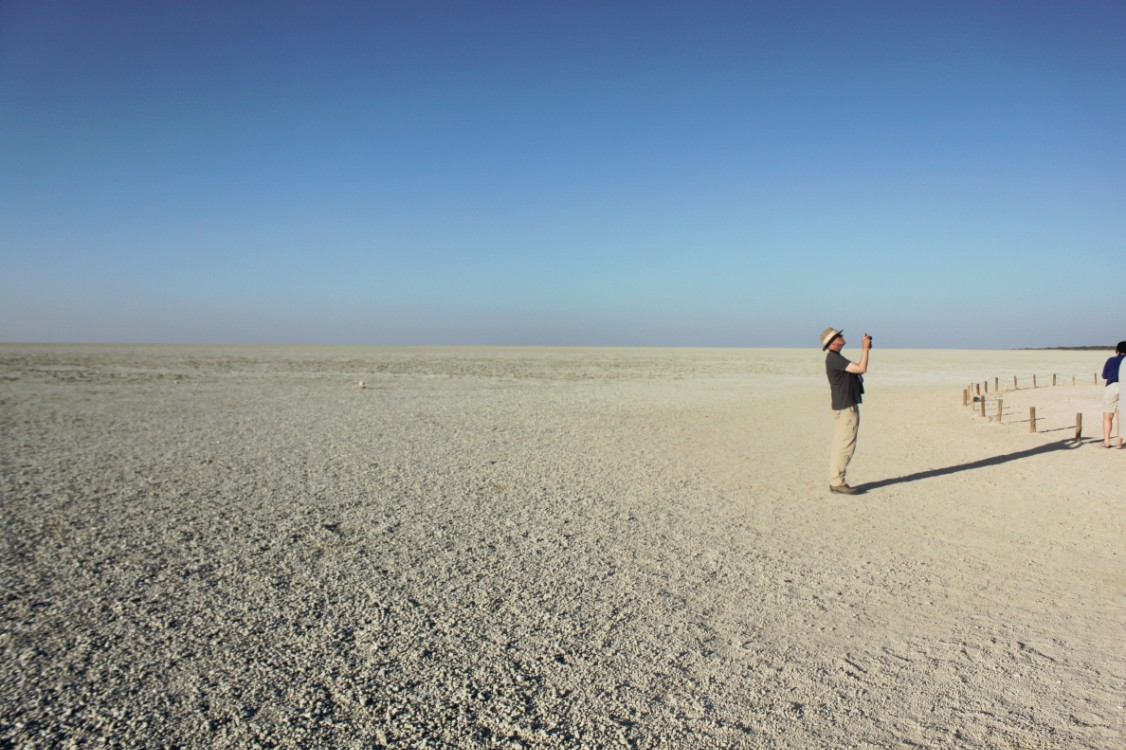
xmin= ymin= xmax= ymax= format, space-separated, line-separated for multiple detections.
xmin=1101 ymin=341 xmax=1126 ymax=449
xmin=821 ymin=327 xmax=872 ymax=494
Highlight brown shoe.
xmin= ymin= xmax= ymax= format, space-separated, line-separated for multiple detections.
xmin=829 ymin=483 xmax=858 ymax=495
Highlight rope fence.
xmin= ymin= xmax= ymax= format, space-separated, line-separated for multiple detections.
xmin=962 ymin=371 xmax=1100 ymax=443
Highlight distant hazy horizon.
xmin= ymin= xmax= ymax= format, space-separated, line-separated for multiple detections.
xmin=1 ymin=341 xmax=1119 ymax=354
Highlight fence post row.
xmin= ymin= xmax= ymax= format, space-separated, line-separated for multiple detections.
xmin=966 ymin=372 xmax=1097 ymax=440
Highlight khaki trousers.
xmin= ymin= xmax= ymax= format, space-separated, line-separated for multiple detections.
xmin=829 ymin=405 xmax=859 ymax=486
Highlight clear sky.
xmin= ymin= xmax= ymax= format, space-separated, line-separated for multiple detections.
xmin=2 ymin=1 xmax=1123 ymax=348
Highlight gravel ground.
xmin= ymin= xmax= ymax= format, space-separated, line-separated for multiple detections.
xmin=2 ymin=345 xmax=1123 ymax=748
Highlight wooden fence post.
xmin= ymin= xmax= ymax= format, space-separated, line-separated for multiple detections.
xmin=963 ymin=388 xmax=969 ymax=406
xmin=995 ymin=377 xmax=999 ymax=392
xmin=1030 ymin=407 xmax=1037 ymax=432
xmin=1053 ymin=374 xmax=1057 ymax=387
xmin=1014 ymin=375 xmax=1018 ymax=389
xmin=980 ymin=397 xmax=986 ymax=417
xmin=1075 ymin=413 xmax=1082 ymax=442
xmin=997 ymin=399 xmax=1003 ymax=422
xmin=1033 ymin=374 xmax=1038 ymax=388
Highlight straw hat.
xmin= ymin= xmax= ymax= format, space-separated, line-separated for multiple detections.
xmin=820 ymin=327 xmax=843 ymax=350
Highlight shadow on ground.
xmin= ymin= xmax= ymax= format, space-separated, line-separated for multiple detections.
xmin=860 ymin=439 xmax=1080 ymax=493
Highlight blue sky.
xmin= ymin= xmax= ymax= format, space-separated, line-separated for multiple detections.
xmin=2 ymin=1 xmax=1123 ymax=348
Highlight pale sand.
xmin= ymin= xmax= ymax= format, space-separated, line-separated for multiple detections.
xmin=1 ymin=345 xmax=1122 ymax=749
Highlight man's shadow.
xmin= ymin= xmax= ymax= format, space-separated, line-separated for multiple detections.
xmin=858 ymin=438 xmax=1080 ymax=493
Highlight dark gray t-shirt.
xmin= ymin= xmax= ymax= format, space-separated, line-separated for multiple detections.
xmin=826 ymin=350 xmax=864 ymax=410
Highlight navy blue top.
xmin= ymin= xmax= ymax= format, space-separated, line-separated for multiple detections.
xmin=1103 ymin=354 xmax=1124 ymax=385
